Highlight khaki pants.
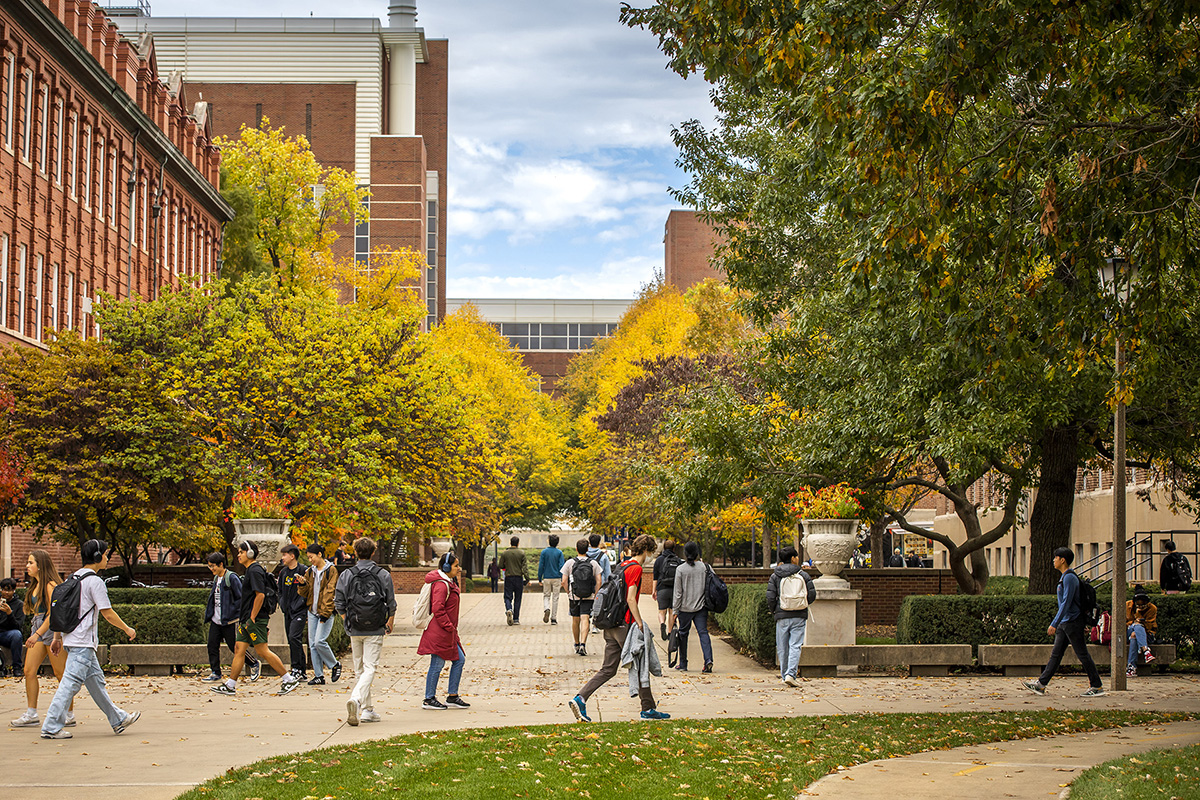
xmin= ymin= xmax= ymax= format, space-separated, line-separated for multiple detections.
xmin=578 ymin=624 xmax=655 ymax=712
xmin=350 ymin=635 xmax=383 ymax=711
xmin=542 ymin=580 xmax=560 ymax=621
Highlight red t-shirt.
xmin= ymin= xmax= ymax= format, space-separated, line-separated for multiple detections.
xmin=621 ymin=560 xmax=643 ymax=625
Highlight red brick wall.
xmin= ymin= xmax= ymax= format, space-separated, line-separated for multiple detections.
xmin=8 ymin=527 xmax=82 ymax=581
xmin=664 ymin=210 xmax=724 ymax=291
xmin=520 ymin=350 xmax=574 ymax=395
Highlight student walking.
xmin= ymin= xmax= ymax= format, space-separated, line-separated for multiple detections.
xmin=296 ymin=543 xmax=342 ymax=686
xmin=420 ymin=553 xmax=470 ymax=710
xmin=1022 ymin=547 xmax=1105 ymax=697
xmin=538 ymin=535 xmax=566 ymax=625
xmin=10 ymin=550 xmax=74 ymax=729
xmin=568 ymin=534 xmax=670 ymax=722
xmin=277 ymin=544 xmax=309 ymax=680
xmin=652 ymin=540 xmax=682 ymax=640
xmin=39 ymin=539 xmax=140 ymax=739
xmin=672 ymin=542 xmax=713 ymax=673
xmin=765 ymin=546 xmax=817 ymax=686
xmin=500 ymin=536 xmax=528 ymax=625
xmin=336 ymin=536 xmax=396 ymax=726
xmin=201 ymin=552 xmax=260 ymax=684
xmin=561 ymin=538 xmax=602 ymax=656
xmin=587 ymin=534 xmax=612 ymax=586
xmin=487 ymin=559 xmax=501 ymax=593
xmin=211 ymin=541 xmax=297 ymax=697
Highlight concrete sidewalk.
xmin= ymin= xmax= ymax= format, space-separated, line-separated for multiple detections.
xmin=3 ymin=591 xmax=1199 ymax=799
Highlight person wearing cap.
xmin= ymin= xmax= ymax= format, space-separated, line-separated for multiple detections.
xmin=1125 ymin=587 xmax=1158 ymax=678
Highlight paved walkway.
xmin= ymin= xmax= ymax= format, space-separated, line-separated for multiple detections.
xmin=4 ymin=592 xmax=1200 ymax=799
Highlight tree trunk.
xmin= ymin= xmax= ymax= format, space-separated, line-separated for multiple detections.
xmin=220 ymin=486 xmax=237 ymax=559
xmin=1028 ymin=425 xmax=1080 ymax=594
xmin=869 ymin=517 xmax=888 ymax=570
xmin=761 ymin=521 xmax=770 ymax=568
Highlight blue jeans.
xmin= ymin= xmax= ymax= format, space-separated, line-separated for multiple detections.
xmin=676 ymin=609 xmax=712 ymax=669
xmin=776 ymin=616 xmax=807 ymax=679
xmin=1127 ymin=624 xmax=1152 ymax=668
xmin=307 ymin=612 xmax=337 ymax=678
xmin=42 ymin=647 xmax=129 ymax=734
xmin=424 ymin=645 xmax=465 ymax=699
xmin=0 ymin=628 xmax=23 ymax=670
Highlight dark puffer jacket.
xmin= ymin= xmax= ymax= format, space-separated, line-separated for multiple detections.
xmin=764 ymin=563 xmax=817 ymax=621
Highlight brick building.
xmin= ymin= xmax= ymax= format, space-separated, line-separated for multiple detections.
xmin=113 ymin=0 xmax=449 ymax=329
xmin=0 ymin=0 xmax=234 ymax=579
xmin=664 ymin=209 xmax=724 ymax=291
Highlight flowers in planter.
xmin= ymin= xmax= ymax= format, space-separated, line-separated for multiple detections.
xmin=785 ymin=483 xmax=864 ymax=521
xmin=231 ymin=487 xmax=292 ymax=519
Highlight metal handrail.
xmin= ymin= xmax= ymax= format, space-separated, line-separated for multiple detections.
xmin=1074 ymin=529 xmax=1198 ymax=588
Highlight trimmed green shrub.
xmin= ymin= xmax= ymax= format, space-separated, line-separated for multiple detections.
xmin=981 ymin=577 xmax=1029 ymax=595
xmin=106 ymin=588 xmax=211 ymax=606
xmin=463 ymin=577 xmax=475 ymax=594
xmin=326 ymin=614 xmax=350 ymax=655
xmin=99 ymin=604 xmax=207 ymax=646
xmin=712 ymin=583 xmax=775 ymax=664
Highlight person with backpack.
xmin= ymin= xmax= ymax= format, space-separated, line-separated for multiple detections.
xmin=652 ymin=540 xmax=682 ymax=641
xmin=538 ymin=534 xmax=566 ymax=625
xmin=419 ymin=552 xmax=470 ymax=710
xmin=295 ymin=543 xmax=342 ymax=686
xmin=201 ymin=551 xmax=261 ymax=684
xmin=561 ymin=538 xmax=603 ymax=656
xmin=39 ymin=539 xmax=140 ymax=739
xmin=587 ymin=533 xmax=611 ymax=586
xmin=335 ymin=536 xmax=396 ymax=726
xmin=568 ymin=534 xmax=670 ymax=722
xmin=500 ymin=536 xmax=528 ymax=626
xmin=211 ymin=541 xmax=297 ymax=697
xmin=277 ymin=544 xmax=309 ymax=681
xmin=765 ymin=546 xmax=817 ymax=687
xmin=672 ymin=542 xmax=714 ymax=673
xmin=1159 ymin=540 xmax=1193 ymax=594
xmin=1022 ymin=547 xmax=1105 ymax=697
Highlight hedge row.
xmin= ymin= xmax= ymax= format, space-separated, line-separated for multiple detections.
xmin=711 ymin=583 xmax=775 ymax=664
xmin=897 ymin=594 xmax=1200 ymax=658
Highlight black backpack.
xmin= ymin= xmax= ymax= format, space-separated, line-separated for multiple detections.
xmin=345 ymin=564 xmax=388 ymax=631
xmin=659 ymin=552 xmax=684 ymax=589
xmin=703 ymin=563 xmax=729 ymax=613
xmin=1071 ymin=571 xmax=1099 ymax=627
xmin=49 ymin=572 xmax=103 ymax=634
xmin=571 ymin=556 xmax=596 ymax=598
xmin=244 ymin=563 xmax=278 ymax=617
xmin=592 ymin=561 xmax=630 ymax=630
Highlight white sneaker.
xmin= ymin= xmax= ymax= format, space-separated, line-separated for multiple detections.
xmin=359 ymin=709 xmax=381 ymax=723
xmin=10 ymin=710 xmax=39 ymax=727
xmin=63 ymin=713 xmax=76 ymax=727
xmin=783 ymin=675 xmax=801 ymax=687
xmin=346 ymin=699 xmax=359 ymax=727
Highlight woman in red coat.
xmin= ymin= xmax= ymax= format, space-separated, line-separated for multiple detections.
xmin=419 ymin=552 xmax=469 ymax=710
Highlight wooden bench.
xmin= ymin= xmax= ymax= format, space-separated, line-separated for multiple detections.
xmin=793 ymin=644 xmax=974 ymax=677
xmin=107 ymin=644 xmax=299 ymax=676
xmin=977 ymin=644 xmax=1177 ymax=677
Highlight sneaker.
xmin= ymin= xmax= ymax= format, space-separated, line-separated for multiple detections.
xmin=423 ymin=697 xmax=448 ymax=710
xmin=307 ymin=676 xmax=326 ymax=686
xmin=544 ymin=609 xmax=551 ymax=623
xmin=784 ymin=675 xmax=800 ymax=687
xmin=702 ymin=662 xmax=713 ymax=674
xmin=210 ymin=683 xmax=237 ymax=696
xmin=40 ymin=729 xmax=72 ymax=739
xmin=331 ymin=662 xmax=342 ymax=683
xmin=63 ymin=713 xmax=76 ymax=727
xmin=660 ymin=623 xmax=668 ymax=640
xmin=11 ymin=710 xmax=39 ymax=727
xmin=346 ymin=699 xmax=359 ymax=726
xmin=276 ymin=677 xmax=300 ymax=696
xmin=1142 ymin=648 xmax=1156 ymax=664
xmin=579 ymin=644 xmax=587 ymax=657
xmin=1127 ymin=666 xmax=1138 ymax=678
xmin=1081 ymin=686 xmax=1107 ymax=697
xmin=113 ymin=711 xmax=140 ymax=735
xmin=573 ymin=643 xmax=582 ymax=655
xmin=568 ymin=695 xmax=591 ymax=723
xmin=1021 ymin=680 xmax=1046 ymax=695
xmin=200 ymin=672 xmax=223 ymax=683
xmin=359 ymin=709 xmax=381 ymax=723
xmin=640 ymin=708 xmax=671 ymax=720
xmin=248 ymin=659 xmax=262 ymax=682
xmin=506 ymin=610 xmax=514 ymax=626
xmin=551 ymin=618 xmax=558 ymax=625
xmin=446 ymin=695 xmax=470 ymax=709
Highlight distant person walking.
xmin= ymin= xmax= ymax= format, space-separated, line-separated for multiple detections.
xmin=419 ymin=553 xmax=470 ymax=710
xmin=538 ymin=535 xmax=566 ymax=625
xmin=487 ymin=559 xmax=501 ymax=593
xmin=500 ymin=536 xmax=528 ymax=626
xmin=201 ymin=552 xmax=260 ymax=684
xmin=765 ymin=546 xmax=816 ymax=687
xmin=562 ymin=538 xmax=602 ymax=656
xmin=1159 ymin=540 xmax=1192 ymax=594
xmin=11 ymin=551 xmax=74 ymax=729
xmin=39 ymin=539 xmax=140 ymax=739
xmin=277 ymin=544 xmax=309 ymax=681
xmin=652 ymin=540 xmax=682 ymax=640
xmin=888 ymin=548 xmax=905 ymax=567
xmin=587 ymin=534 xmax=612 ymax=586
xmin=336 ymin=536 xmax=396 ymax=726
xmin=1022 ymin=547 xmax=1105 ymax=697
xmin=672 ymin=542 xmax=713 ymax=673
xmin=296 ymin=543 xmax=342 ymax=686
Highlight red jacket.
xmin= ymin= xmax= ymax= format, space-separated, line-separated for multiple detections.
xmin=417 ymin=569 xmax=462 ymax=660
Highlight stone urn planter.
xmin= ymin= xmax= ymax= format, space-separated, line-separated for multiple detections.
xmin=233 ymin=518 xmax=292 ymax=572
xmin=801 ymin=518 xmax=860 ymax=589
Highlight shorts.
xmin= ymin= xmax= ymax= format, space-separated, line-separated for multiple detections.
xmin=236 ymin=620 xmax=270 ymax=646
xmin=569 ymin=598 xmax=594 ymax=617
xmin=656 ymin=588 xmax=673 ymax=610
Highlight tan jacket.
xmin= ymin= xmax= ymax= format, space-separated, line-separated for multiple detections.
xmin=297 ymin=563 xmax=338 ymax=618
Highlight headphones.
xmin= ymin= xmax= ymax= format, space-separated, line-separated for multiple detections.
xmin=239 ymin=541 xmax=259 ymax=559
xmin=439 ymin=552 xmax=456 ymax=573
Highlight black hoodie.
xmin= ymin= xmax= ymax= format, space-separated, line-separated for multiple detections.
xmin=765 ymin=563 xmax=817 ymax=621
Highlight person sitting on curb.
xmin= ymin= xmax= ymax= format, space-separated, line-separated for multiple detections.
xmin=0 ymin=578 xmax=25 ymax=678
xmin=1022 ymin=547 xmax=1105 ymax=697
xmin=1125 ymin=586 xmax=1158 ymax=678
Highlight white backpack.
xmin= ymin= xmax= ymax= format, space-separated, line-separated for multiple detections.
xmin=779 ymin=572 xmax=811 ymax=611
xmin=412 ymin=575 xmax=453 ymax=630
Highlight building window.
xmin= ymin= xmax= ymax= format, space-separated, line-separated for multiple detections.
xmin=81 ymin=122 xmax=91 ymax=208
xmin=305 ymin=103 xmax=312 ymax=141
xmin=80 ymin=280 xmax=89 ymax=340
xmin=255 ymin=103 xmax=263 ymax=129
xmin=68 ymin=111 xmax=77 ymax=198
xmin=33 ymin=255 xmax=43 ymax=342
xmin=37 ymin=86 xmax=48 ymax=174
xmin=54 ymin=101 xmax=63 ymax=185
xmin=108 ymin=148 xmax=117 ymax=226
xmin=65 ymin=272 xmax=74 ymax=331
xmin=96 ymin=138 xmax=105 ymax=221
xmin=3 ymin=54 xmax=14 ymax=151
xmin=171 ymin=204 xmax=179 ymax=275
xmin=16 ymin=246 xmax=26 ymax=337
xmin=0 ymin=234 xmax=7 ymax=330
xmin=140 ymin=177 xmax=148 ymax=251
xmin=49 ymin=263 xmax=59 ymax=333
xmin=94 ymin=291 xmax=100 ymax=339
xmin=20 ymin=69 xmax=33 ymax=162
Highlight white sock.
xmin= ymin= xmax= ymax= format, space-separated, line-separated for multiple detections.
xmin=225 ymin=679 xmax=236 ymax=690
xmin=27 ymin=707 xmax=36 ymax=715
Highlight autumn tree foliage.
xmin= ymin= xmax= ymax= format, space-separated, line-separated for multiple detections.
xmin=0 ymin=388 xmax=27 ymax=509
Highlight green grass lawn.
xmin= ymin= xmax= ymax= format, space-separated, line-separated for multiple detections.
xmin=1068 ymin=742 xmax=1200 ymax=800
xmin=178 ymin=710 xmax=1190 ymax=800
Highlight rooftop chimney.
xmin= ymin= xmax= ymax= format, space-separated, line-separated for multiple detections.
xmin=388 ymin=0 xmax=417 ymax=28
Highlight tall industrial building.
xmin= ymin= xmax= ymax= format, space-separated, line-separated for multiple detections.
xmin=113 ymin=0 xmax=448 ymax=328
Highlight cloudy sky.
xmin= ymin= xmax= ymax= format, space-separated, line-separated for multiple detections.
xmin=145 ymin=0 xmax=716 ymax=299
